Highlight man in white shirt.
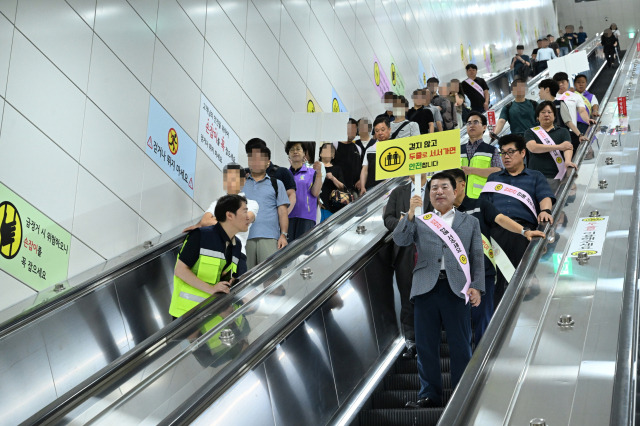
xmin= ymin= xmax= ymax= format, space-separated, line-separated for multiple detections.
xmin=183 ymin=163 xmax=259 ymax=254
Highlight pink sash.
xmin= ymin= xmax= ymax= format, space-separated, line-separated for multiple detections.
xmin=464 ymin=78 xmax=485 ymax=97
xmin=557 ymin=91 xmax=572 ymax=101
xmin=481 ymin=182 xmax=538 ymax=220
xmin=416 ymin=212 xmax=472 ymax=304
xmin=531 ymin=126 xmax=566 ymax=180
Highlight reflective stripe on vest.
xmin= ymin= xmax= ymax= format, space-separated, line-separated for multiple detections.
xmin=460 ymin=151 xmax=493 ymax=199
xmin=169 ymin=253 xmax=239 ymax=318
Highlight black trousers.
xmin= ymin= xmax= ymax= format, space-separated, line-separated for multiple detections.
xmin=392 ymin=244 xmax=416 ymax=344
xmin=414 ymin=277 xmax=471 ymax=403
xmin=493 ymin=219 xmax=535 ymax=307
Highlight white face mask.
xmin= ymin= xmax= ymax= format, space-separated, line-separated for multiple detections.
xmin=393 ymin=107 xmax=405 ymax=116
xmin=383 ymin=102 xmax=394 ymax=111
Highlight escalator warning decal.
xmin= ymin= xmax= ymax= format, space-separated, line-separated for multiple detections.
xmin=568 ymin=216 xmax=609 ymax=258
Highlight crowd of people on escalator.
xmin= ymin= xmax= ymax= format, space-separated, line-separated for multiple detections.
xmin=167 ymin=22 xmax=606 ymax=409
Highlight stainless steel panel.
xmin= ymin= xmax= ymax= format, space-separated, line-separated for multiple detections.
xmin=115 ymin=247 xmax=177 ymax=345
xmin=191 ymin=363 xmax=275 ymax=426
xmin=265 ymin=310 xmax=339 ymax=426
xmin=363 ymin=243 xmax=399 ymax=354
xmin=40 ymin=284 xmax=131 ymax=396
xmin=322 ymin=272 xmax=379 ymax=406
xmin=0 ymin=325 xmax=57 ymax=425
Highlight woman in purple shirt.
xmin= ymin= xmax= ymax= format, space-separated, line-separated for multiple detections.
xmin=285 ymin=141 xmax=323 ymax=241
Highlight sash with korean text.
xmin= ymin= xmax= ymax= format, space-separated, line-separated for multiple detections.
xmin=531 ymin=126 xmax=567 ymax=180
xmin=481 ymin=182 xmax=538 ymax=220
xmin=416 ymin=212 xmax=472 ymax=304
xmin=464 ymin=78 xmax=485 ymax=97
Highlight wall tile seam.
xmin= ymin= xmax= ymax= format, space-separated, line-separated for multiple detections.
xmin=125 ymin=0 xmax=161 ymax=34
xmin=306 ymin=4 xmax=375 ymax=116
xmin=0 ymin=94 xmax=164 ymax=245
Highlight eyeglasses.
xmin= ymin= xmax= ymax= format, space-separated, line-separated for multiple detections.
xmin=466 ymin=120 xmax=482 ymax=126
xmin=499 ymin=149 xmax=520 ymax=157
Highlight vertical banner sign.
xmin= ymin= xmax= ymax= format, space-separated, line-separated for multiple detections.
xmin=375 ymin=129 xmax=461 ymax=180
xmin=636 ymin=42 xmax=639 ymax=52
xmin=373 ymin=54 xmax=391 ymax=98
xmin=568 ymin=216 xmax=609 ymax=257
xmin=0 ymin=183 xmax=71 ymax=291
xmin=618 ymin=96 xmax=628 ymax=116
xmin=331 ymin=88 xmax=347 ymax=112
xmin=418 ymin=58 xmax=427 ymax=88
xmin=146 ymin=96 xmax=196 ymax=197
xmin=198 ymin=94 xmax=239 ymax=171
xmin=487 ymin=110 xmax=496 ymax=126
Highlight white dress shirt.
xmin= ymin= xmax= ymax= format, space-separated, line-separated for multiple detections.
xmin=433 ymin=207 xmax=456 ymax=270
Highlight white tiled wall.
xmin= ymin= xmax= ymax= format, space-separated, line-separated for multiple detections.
xmin=556 ymin=0 xmax=639 ymax=43
xmin=0 ymin=0 xmax=556 ymax=312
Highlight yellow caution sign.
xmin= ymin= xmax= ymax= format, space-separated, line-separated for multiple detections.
xmin=391 ymin=63 xmax=397 ymax=86
xmin=307 ymin=100 xmax=315 ymax=112
xmin=0 ymin=201 xmax=21 ymax=259
xmin=168 ymin=128 xmax=179 ymax=155
xmin=375 ymin=129 xmax=461 ymax=180
xmin=374 ymin=62 xmax=381 ymax=86
xmin=332 ymin=98 xmax=339 ymax=112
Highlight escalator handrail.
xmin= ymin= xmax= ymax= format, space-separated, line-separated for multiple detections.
xmin=161 ymin=233 xmax=396 ymax=426
xmin=438 ymin=35 xmax=633 ymax=426
xmin=0 ymin=232 xmax=186 ymax=339
xmin=25 ymin=176 xmax=403 ymax=426
xmin=609 ymin=34 xmax=640 ymax=426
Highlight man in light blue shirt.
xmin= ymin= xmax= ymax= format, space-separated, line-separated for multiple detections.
xmin=243 ymin=144 xmax=290 ymax=269
xmin=534 ymin=38 xmax=557 ymax=73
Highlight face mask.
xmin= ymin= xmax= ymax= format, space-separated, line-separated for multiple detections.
xmin=393 ymin=107 xmax=405 ymax=116
xmin=383 ymin=102 xmax=394 ymax=111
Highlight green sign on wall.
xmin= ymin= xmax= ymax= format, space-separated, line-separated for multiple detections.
xmin=0 ymin=183 xmax=71 ymax=291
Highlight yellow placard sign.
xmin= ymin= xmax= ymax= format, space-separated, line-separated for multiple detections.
xmin=375 ymin=129 xmax=461 ymax=180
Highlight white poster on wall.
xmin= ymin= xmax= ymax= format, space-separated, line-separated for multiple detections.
xmin=198 ymin=94 xmax=239 ymax=170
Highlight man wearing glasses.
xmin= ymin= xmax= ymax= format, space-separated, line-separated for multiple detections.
xmin=460 ymin=112 xmax=503 ymax=199
xmin=480 ymin=134 xmax=555 ymax=304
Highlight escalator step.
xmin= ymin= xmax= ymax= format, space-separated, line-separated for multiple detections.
xmin=383 ymin=373 xmax=452 ymax=391
xmin=394 ymin=357 xmax=450 ymax=374
xmin=393 ymin=343 xmax=450 ymax=366
xmin=358 ymin=408 xmax=444 ymax=426
xmin=372 ymin=390 xmax=418 ymax=408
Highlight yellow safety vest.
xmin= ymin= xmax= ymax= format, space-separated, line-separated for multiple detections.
xmin=169 ymin=232 xmax=241 ymax=318
xmin=460 ymin=148 xmax=493 ymax=198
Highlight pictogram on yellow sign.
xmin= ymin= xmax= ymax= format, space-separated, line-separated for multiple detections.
xmin=374 ymin=62 xmax=381 ymax=86
xmin=332 ymin=98 xmax=340 ymax=112
xmin=391 ymin=63 xmax=397 ymax=86
xmin=378 ymin=146 xmax=406 ymax=173
xmin=375 ymin=129 xmax=461 ymax=180
xmin=307 ymin=100 xmax=316 ymax=113
xmin=168 ymin=128 xmax=179 ymax=155
xmin=0 ymin=201 xmax=21 ymax=260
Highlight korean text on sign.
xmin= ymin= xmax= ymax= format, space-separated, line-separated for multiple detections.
xmin=0 ymin=183 xmax=71 ymax=291
xmin=374 ymin=129 xmax=461 ymax=180
xmin=198 ymin=93 xmax=240 ymax=171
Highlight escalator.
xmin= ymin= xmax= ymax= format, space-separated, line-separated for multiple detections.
xmin=0 ymin=35 xmax=611 ymax=426
xmin=352 ymin=39 xmax=618 ymax=426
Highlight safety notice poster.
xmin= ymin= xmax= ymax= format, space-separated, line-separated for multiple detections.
xmin=0 ymin=183 xmax=71 ymax=291
xmin=145 ymin=96 xmax=196 ymax=197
